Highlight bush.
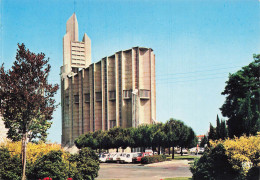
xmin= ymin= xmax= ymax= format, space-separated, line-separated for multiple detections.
xmin=210 ymin=134 xmax=260 ymax=176
xmin=190 ymin=144 xmax=242 ymax=180
xmin=0 ymin=146 xmax=22 ymax=180
xmin=246 ymin=166 xmax=260 ymax=180
xmin=2 ymin=139 xmax=63 ymax=163
xmin=27 ymin=150 xmax=69 ymax=180
xmin=141 ymin=155 xmax=166 ymax=164
xmin=70 ymin=147 xmax=100 ymax=180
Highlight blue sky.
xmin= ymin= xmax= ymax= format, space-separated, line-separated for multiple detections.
xmin=1 ymin=0 xmax=259 ymax=143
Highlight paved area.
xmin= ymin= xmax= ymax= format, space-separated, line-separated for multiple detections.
xmin=96 ymin=160 xmax=192 ymax=180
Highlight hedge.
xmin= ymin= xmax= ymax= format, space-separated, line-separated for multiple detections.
xmin=141 ymin=155 xmax=167 ymax=164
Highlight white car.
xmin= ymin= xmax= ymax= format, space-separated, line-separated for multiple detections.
xmin=189 ymin=147 xmax=197 ymax=154
xmin=99 ymin=154 xmax=109 ymax=162
xmin=118 ymin=153 xmax=127 ymax=163
xmin=113 ymin=152 xmax=122 ymax=161
xmin=177 ymin=148 xmax=188 ymax=155
xmin=125 ymin=153 xmax=138 ymax=163
xmin=198 ymin=147 xmax=204 ymax=154
xmin=107 ymin=153 xmax=117 ymax=162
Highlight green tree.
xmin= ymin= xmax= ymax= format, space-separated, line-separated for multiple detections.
xmin=107 ymin=126 xmax=124 ymax=151
xmin=220 ymin=54 xmax=260 ymax=137
xmin=75 ymin=132 xmax=98 ymax=150
xmin=216 ymin=115 xmax=221 ymax=139
xmin=151 ymin=123 xmax=165 ymax=154
xmin=0 ymin=44 xmax=59 ymax=180
xmin=164 ymin=118 xmax=189 ymax=159
xmin=208 ymin=123 xmax=217 ymax=145
xmin=200 ymin=136 xmax=208 ymax=147
xmin=137 ymin=124 xmax=153 ymax=152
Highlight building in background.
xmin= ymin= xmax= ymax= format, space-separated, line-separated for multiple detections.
xmin=0 ymin=115 xmax=8 ymax=143
xmin=61 ymin=14 xmax=156 ymax=147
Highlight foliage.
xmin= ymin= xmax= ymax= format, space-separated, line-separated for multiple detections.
xmin=75 ymin=119 xmax=197 ymax=159
xmin=246 ymin=166 xmax=260 ymax=180
xmin=0 ymin=141 xmax=100 ymax=180
xmin=190 ymin=144 xmax=242 ymax=180
xmin=0 ymin=146 xmax=22 ymax=180
xmin=200 ymin=136 xmax=207 ymax=147
xmin=210 ymin=134 xmax=260 ymax=176
xmin=27 ymin=150 xmax=69 ymax=180
xmin=141 ymin=155 xmax=167 ymax=164
xmin=163 ymin=178 xmax=192 ymax=180
xmin=207 ymin=115 xmax=228 ymax=146
xmin=75 ymin=132 xmax=98 ymax=150
xmin=70 ymin=147 xmax=100 ymax=180
xmin=0 ymin=43 xmax=59 ymax=179
xmin=0 ymin=43 xmax=59 ymax=142
xmin=220 ymin=54 xmax=260 ymax=137
xmin=1 ymin=139 xmax=63 ymax=163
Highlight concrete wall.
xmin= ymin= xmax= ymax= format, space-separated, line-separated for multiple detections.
xmin=61 ymin=47 xmax=156 ymax=146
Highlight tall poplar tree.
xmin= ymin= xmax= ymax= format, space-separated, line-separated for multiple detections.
xmin=0 ymin=44 xmax=59 ymax=180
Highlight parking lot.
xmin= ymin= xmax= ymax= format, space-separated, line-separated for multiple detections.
xmin=96 ymin=159 xmax=192 ymax=180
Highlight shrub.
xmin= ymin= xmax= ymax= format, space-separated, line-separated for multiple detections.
xmin=190 ymin=144 xmax=242 ymax=180
xmin=0 ymin=140 xmax=100 ymax=180
xmin=70 ymin=147 xmax=100 ymax=180
xmin=210 ymin=134 xmax=260 ymax=176
xmin=1 ymin=139 xmax=63 ymax=163
xmin=141 ymin=155 xmax=166 ymax=164
xmin=0 ymin=146 xmax=22 ymax=180
xmin=27 ymin=150 xmax=69 ymax=180
xmin=246 ymin=166 xmax=260 ymax=180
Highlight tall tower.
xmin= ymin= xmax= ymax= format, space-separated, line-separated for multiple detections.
xmin=62 ymin=13 xmax=91 ymax=76
xmin=61 ymin=13 xmax=91 ymax=146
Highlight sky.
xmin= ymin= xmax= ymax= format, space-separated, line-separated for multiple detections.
xmin=1 ymin=0 xmax=260 ymax=143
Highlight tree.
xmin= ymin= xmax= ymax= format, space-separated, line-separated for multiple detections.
xmin=215 ymin=115 xmax=228 ymax=140
xmin=208 ymin=123 xmax=217 ymax=144
xmin=164 ymin=118 xmax=190 ymax=159
xmin=216 ymin=115 xmax=221 ymax=139
xmin=200 ymin=136 xmax=208 ymax=147
xmin=151 ymin=123 xmax=165 ymax=154
xmin=220 ymin=54 xmax=260 ymax=137
xmin=75 ymin=132 xmax=97 ymax=150
xmin=0 ymin=44 xmax=59 ymax=180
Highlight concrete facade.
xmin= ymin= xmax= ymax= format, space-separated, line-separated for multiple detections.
xmin=0 ymin=115 xmax=8 ymax=143
xmin=61 ymin=14 xmax=156 ymax=146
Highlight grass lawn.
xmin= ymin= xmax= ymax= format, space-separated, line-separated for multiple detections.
xmin=163 ymin=177 xmax=192 ymax=180
xmin=165 ymin=154 xmax=199 ymax=161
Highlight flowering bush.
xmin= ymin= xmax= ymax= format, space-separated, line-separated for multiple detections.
xmin=0 ymin=140 xmax=99 ymax=180
xmin=1 ymin=139 xmax=63 ymax=163
xmin=191 ymin=134 xmax=260 ymax=180
xmin=210 ymin=133 xmax=260 ymax=175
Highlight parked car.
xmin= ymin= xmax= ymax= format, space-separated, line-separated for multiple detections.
xmin=189 ymin=147 xmax=197 ymax=154
xmin=99 ymin=153 xmax=109 ymax=162
xmin=177 ymin=148 xmax=188 ymax=155
xmin=106 ymin=153 xmax=117 ymax=162
xmin=125 ymin=153 xmax=138 ymax=163
xmin=117 ymin=153 xmax=127 ymax=163
xmin=198 ymin=147 xmax=204 ymax=154
xmin=136 ymin=152 xmax=152 ymax=162
xmin=112 ymin=152 xmax=122 ymax=162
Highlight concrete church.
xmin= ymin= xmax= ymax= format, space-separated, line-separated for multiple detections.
xmin=61 ymin=14 xmax=156 ymax=146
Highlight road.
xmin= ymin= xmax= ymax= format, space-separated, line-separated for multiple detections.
xmin=96 ymin=160 xmax=192 ymax=180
